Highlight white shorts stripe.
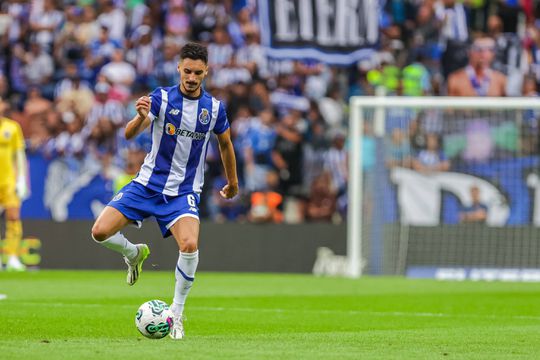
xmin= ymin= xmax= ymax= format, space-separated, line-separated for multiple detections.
xmin=166 ymin=213 xmax=200 ymax=230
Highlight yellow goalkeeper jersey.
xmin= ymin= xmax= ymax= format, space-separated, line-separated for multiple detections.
xmin=0 ymin=117 xmax=24 ymax=186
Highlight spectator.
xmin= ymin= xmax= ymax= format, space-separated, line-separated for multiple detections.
xmin=303 ymin=102 xmax=328 ymax=190
xmin=272 ymin=112 xmax=305 ymax=196
xmin=126 ymin=25 xmax=155 ymax=87
xmin=436 ymin=0 xmax=469 ymax=79
xmin=305 ymin=172 xmax=337 ymax=223
xmin=248 ymin=170 xmax=283 ymax=224
xmin=100 ymin=49 xmax=136 ymax=100
xmin=75 ymin=5 xmax=101 ymax=47
xmin=227 ymin=6 xmax=258 ymax=48
xmin=150 ymin=40 xmax=180 ymax=88
xmin=88 ymin=25 xmax=122 ymax=76
xmin=247 ymin=80 xmax=271 ymax=114
xmin=96 ymin=0 xmax=126 ymax=42
xmin=208 ymin=27 xmax=233 ymax=70
xmin=411 ymin=3 xmax=442 ymax=76
xmin=270 ymin=75 xmax=310 ymax=117
xmin=54 ymin=111 xmax=85 ymax=159
xmin=412 ymin=133 xmax=450 ymax=173
xmin=19 ymin=41 xmax=55 ymax=99
xmin=27 ymin=114 xmax=52 ymax=154
xmin=459 ymin=185 xmax=488 ymax=223
xmin=29 ymin=0 xmax=64 ymax=52
xmin=385 ymin=128 xmax=412 ymax=169
xmin=448 ymin=37 xmax=507 ymax=96
xmin=84 ymin=82 xmax=124 ymax=134
xmin=324 ymin=128 xmax=348 ymax=195
xmin=165 ymin=0 xmax=190 ymax=45
xmin=54 ymin=62 xmax=91 ymax=100
xmin=192 ymin=0 xmax=227 ymax=41
xmin=24 ymin=86 xmax=52 ymax=119
xmin=53 ymin=6 xmax=86 ymax=64
xmin=235 ymin=31 xmax=269 ymax=79
xmin=4 ymin=0 xmax=30 ymax=45
xmin=488 ymin=14 xmax=523 ymax=95
xmin=244 ymin=109 xmax=276 ymax=192
xmin=401 ymin=54 xmax=432 ymax=96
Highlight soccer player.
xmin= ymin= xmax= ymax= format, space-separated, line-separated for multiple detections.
xmin=91 ymin=42 xmax=238 ymax=340
xmin=0 ymin=99 xmax=29 ymax=271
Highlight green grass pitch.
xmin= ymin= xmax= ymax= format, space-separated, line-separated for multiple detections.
xmin=1 ymin=271 xmax=540 ymax=359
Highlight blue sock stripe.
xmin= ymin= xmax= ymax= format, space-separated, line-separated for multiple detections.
xmin=176 ymin=265 xmax=195 ymax=282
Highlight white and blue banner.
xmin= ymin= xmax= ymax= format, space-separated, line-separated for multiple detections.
xmin=258 ymin=0 xmax=380 ymax=65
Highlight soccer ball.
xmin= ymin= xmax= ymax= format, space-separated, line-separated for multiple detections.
xmin=135 ymin=300 xmax=174 ymax=339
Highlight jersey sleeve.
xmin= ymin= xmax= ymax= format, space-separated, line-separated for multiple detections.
xmin=213 ymin=102 xmax=230 ymax=135
xmin=148 ymin=87 xmax=163 ymax=121
xmin=11 ymin=121 xmax=25 ymax=151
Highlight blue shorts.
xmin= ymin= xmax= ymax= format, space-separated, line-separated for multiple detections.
xmin=107 ymin=181 xmax=200 ymax=237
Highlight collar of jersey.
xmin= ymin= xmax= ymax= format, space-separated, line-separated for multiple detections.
xmin=178 ymin=85 xmax=204 ymax=100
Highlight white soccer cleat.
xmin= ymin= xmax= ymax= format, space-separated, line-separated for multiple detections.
xmin=6 ymin=256 xmax=26 ymax=272
xmin=124 ymin=244 xmax=150 ymax=286
xmin=169 ymin=315 xmax=185 ymax=340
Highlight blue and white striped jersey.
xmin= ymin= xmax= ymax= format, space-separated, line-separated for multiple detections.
xmin=133 ymin=85 xmax=230 ymax=196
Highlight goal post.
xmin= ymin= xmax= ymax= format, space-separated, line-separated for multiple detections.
xmin=347 ymin=96 xmax=540 ymax=278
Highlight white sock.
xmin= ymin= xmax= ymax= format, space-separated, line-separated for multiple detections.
xmin=93 ymin=232 xmax=138 ymax=261
xmin=172 ymin=250 xmax=199 ymax=317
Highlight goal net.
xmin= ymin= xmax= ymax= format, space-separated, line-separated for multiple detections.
xmin=347 ymin=97 xmax=540 ymax=279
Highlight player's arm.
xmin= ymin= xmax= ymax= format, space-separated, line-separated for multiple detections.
xmin=447 ymin=73 xmax=459 ymax=96
xmin=15 ymin=149 xmax=29 ymax=200
xmin=125 ymin=96 xmax=151 ymax=140
xmin=12 ymin=122 xmax=29 ymax=200
xmin=216 ymin=129 xmax=239 ymax=199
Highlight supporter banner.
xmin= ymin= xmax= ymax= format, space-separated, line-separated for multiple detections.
xmin=383 ymin=157 xmax=540 ymax=226
xmin=258 ymin=0 xmax=379 ymax=64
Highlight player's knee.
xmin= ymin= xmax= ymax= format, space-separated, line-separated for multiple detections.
xmin=5 ymin=208 xmax=20 ymax=221
xmin=91 ymin=223 xmax=109 ymax=242
xmin=180 ymin=237 xmax=198 ymax=253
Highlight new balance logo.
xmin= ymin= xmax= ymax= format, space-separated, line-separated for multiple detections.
xmin=169 ymin=109 xmax=180 ymax=115
xmin=189 ymin=207 xmax=197 ymax=212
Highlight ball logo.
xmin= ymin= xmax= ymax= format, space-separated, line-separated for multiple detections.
xmin=166 ymin=123 xmax=176 ymax=135
xmin=145 ymin=321 xmax=171 ymax=335
xmin=199 ymin=108 xmax=210 ymax=125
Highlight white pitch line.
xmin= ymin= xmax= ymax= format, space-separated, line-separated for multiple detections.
xmin=5 ymin=301 xmax=540 ymax=321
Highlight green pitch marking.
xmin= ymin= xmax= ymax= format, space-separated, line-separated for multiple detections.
xmin=1 ymin=271 xmax=540 ymax=359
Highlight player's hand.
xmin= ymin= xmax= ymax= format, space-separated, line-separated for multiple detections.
xmin=16 ymin=176 xmax=29 ymax=200
xmin=135 ymin=96 xmax=151 ymax=119
xmin=220 ymin=183 xmax=239 ymax=199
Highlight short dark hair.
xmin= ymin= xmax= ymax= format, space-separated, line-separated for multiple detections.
xmin=180 ymin=42 xmax=208 ymax=64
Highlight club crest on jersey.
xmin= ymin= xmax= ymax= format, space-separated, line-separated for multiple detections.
xmin=166 ymin=123 xmax=177 ymax=135
xmin=198 ymin=108 xmax=210 ymax=125
xmin=3 ymin=131 xmax=10 ymax=139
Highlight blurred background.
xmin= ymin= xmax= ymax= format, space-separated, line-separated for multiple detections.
xmin=2 ymin=0 xmax=540 ymax=276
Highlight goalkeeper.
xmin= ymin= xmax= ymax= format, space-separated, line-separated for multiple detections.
xmin=0 ymin=98 xmax=29 ymax=271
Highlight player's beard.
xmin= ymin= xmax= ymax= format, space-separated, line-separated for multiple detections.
xmin=182 ymin=81 xmax=201 ymax=95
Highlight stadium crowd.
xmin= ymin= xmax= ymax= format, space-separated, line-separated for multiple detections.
xmin=1 ymin=0 xmax=540 ymax=223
